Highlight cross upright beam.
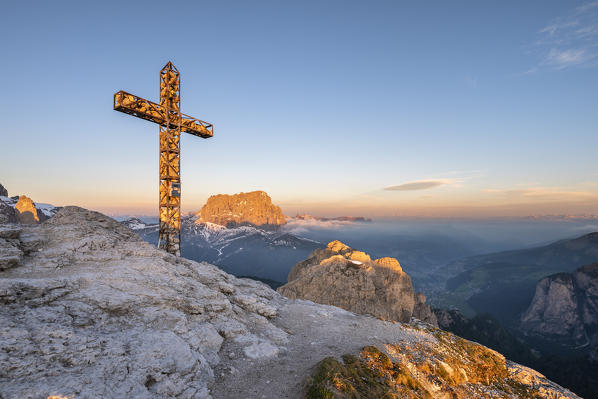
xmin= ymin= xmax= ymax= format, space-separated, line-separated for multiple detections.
xmin=113 ymin=61 xmax=213 ymax=256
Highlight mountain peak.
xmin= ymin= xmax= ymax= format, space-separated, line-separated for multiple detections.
xmin=196 ymin=190 xmax=286 ymax=227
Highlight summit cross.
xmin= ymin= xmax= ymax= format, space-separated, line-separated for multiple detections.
xmin=113 ymin=61 xmax=213 ymax=256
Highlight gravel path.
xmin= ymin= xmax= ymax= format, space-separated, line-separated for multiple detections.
xmin=211 ymin=300 xmax=426 ymax=398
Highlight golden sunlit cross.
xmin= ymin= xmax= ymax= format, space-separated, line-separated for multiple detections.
xmin=113 ymin=62 xmax=213 ymax=256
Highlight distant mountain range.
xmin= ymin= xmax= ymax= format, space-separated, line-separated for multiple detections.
xmin=122 ymin=216 xmax=321 ymax=283
xmin=120 ymin=191 xmax=379 ymax=284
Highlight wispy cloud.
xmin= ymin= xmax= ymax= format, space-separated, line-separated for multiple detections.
xmin=545 ymin=48 xmax=592 ymax=68
xmin=384 ymin=179 xmax=452 ymax=191
xmin=483 ymin=187 xmax=598 ymax=202
xmin=527 ymin=2 xmax=598 ymax=71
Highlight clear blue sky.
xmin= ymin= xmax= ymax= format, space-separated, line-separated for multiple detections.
xmin=1 ymin=1 xmax=597 ymax=217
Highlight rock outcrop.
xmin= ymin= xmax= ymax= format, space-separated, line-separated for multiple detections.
xmin=521 ymin=263 xmax=598 ymax=348
xmin=0 ymin=207 xmax=578 ymax=398
xmin=306 ymin=331 xmax=570 ymax=399
xmin=278 ymin=240 xmax=437 ymax=325
xmin=15 ymin=195 xmax=42 ymax=224
xmin=413 ymin=292 xmax=438 ymax=325
xmin=0 ymin=183 xmax=7 ymax=197
xmin=197 ymin=191 xmax=286 ymax=227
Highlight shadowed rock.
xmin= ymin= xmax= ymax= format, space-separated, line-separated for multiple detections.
xmin=521 ymin=263 xmax=598 ymax=348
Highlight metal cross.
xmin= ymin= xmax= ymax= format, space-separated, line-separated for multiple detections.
xmin=113 ymin=61 xmax=213 ymax=255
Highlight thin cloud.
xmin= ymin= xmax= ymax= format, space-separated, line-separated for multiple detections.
xmin=526 ymin=2 xmax=598 ymax=72
xmin=385 ymin=180 xmax=451 ymax=191
xmin=545 ymin=48 xmax=591 ymax=68
xmin=483 ymin=187 xmax=598 ymax=202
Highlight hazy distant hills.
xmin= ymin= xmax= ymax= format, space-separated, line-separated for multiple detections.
xmin=445 ymin=232 xmax=598 ymax=322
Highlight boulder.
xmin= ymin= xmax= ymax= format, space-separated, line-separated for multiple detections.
xmin=197 ymin=191 xmax=286 ymax=227
xmin=278 ymin=240 xmax=436 ymax=325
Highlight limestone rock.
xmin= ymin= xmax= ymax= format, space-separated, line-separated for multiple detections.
xmin=15 ymin=195 xmax=41 ymax=224
xmin=197 ymin=191 xmax=286 ymax=227
xmin=521 ymin=263 xmax=598 ymax=348
xmin=278 ymin=240 xmax=436 ymax=325
xmin=0 ymin=207 xmax=290 ymax=399
xmin=0 ymin=183 xmax=7 ymax=197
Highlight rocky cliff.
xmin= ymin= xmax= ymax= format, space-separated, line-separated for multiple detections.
xmin=0 ymin=183 xmax=7 ymax=197
xmin=521 ymin=263 xmax=598 ymax=348
xmin=278 ymin=240 xmax=437 ymax=325
xmin=0 ymin=207 xmax=578 ymax=398
xmin=197 ymin=191 xmax=286 ymax=227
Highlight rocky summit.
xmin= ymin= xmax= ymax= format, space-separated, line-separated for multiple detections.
xmin=0 ymin=207 xmax=579 ymax=398
xmin=197 ymin=191 xmax=286 ymax=227
xmin=521 ymin=262 xmax=598 ymax=349
xmin=278 ymin=240 xmax=437 ymax=325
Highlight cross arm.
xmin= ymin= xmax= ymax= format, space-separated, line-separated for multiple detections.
xmin=113 ymin=91 xmax=213 ymax=138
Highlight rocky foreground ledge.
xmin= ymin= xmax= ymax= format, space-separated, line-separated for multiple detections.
xmin=0 ymin=207 xmax=580 ymax=398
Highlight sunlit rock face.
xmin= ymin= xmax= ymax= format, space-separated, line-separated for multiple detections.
xmin=0 ymin=207 xmax=579 ymax=398
xmin=278 ymin=240 xmax=437 ymax=325
xmin=521 ymin=262 xmax=598 ymax=348
xmin=15 ymin=195 xmax=41 ymax=224
xmin=305 ymin=331 xmax=579 ymax=399
xmin=196 ymin=191 xmax=286 ymax=227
